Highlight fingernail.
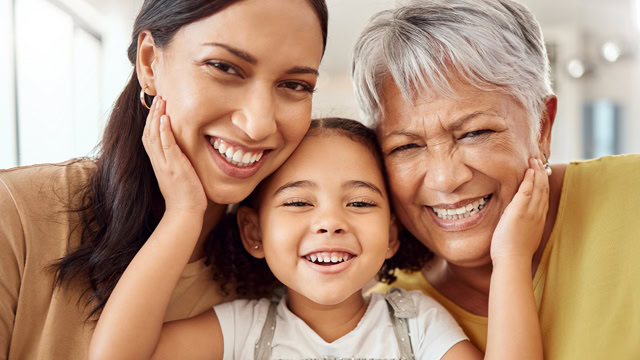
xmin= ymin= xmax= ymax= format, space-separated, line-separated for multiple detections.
xmin=152 ymin=96 xmax=157 ymax=105
xmin=160 ymin=115 xmax=165 ymax=125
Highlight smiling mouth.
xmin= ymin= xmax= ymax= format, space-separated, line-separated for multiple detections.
xmin=429 ymin=194 xmax=493 ymax=220
xmin=303 ymin=251 xmax=355 ymax=266
xmin=208 ymin=137 xmax=266 ymax=167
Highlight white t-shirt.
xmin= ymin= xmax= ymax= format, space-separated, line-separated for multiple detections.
xmin=214 ymin=290 xmax=467 ymax=359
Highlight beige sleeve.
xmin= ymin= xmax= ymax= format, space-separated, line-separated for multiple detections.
xmin=0 ymin=176 xmax=26 ymax=358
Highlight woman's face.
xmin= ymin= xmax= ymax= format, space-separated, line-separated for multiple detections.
xmin=378 ymin=79 xmax=542 ymax=267
xmin=149 ymin=0 xmax=324 ymax=204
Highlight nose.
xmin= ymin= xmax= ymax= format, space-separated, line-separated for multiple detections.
xmin=231 ymin=85 xmax=277 ymax=141
xmin=423 ymin=151 xmax=472 ymax=194
xmin=311 ymin=207 xmax=348 ymax=235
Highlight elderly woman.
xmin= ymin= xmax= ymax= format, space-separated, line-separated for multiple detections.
xmin=352 ymin=0 xmax=640 ymax=358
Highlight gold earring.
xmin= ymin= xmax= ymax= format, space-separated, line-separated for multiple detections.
xmin=140 ymin=85 xmax=152 ymax=110
xmin=543 ymin=154 xmax=552 ymax=176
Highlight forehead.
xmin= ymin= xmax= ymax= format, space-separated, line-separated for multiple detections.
xmin=167 ymin=0 xmax=323 ymax=62
xmin=378 ymin=78 xmax=525 ymax=135
xmin=261 ymin=135 xmax=386 ymax=193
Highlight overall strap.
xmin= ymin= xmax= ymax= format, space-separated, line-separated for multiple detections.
xmin=385 ymin=287 xmax=417 ymax=360
xmin=254 ymin=301 xmax=278 ymax=360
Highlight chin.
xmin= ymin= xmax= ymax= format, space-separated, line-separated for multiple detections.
xmin=204 ymin=182 xmax=256 ymax=205
xmin=432 ymin=234 xmax=493 ymax=267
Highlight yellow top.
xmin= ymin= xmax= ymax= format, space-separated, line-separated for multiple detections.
xmin=0 ymin=161 xmax=228 ymax=360
xmin=375 ymin=154 xmax=640 ymax=358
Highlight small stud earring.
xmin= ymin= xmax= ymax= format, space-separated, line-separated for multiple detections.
xmin=254 ymin=245 xmax=260 ymax=250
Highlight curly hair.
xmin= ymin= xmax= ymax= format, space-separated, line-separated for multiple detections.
xmin=205 ymin=117 xmax=432 ymax=298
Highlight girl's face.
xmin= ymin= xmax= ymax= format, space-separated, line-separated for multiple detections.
xmin=148 ymin=0 xmax=324 ymax=204
xmin=246 ymin=134 xmax=398 ymax=306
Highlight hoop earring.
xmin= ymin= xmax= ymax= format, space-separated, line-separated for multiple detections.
xmin=543 ymin=154 xmax=552 ymax=176
xmin=140 ymin=85 xmax=152 ymax=110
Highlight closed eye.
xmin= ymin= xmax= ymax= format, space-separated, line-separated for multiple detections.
xmin=282 ymin=199 xmax=312 ymax=207
xmin=460 ymin=129 xmax=494 ymax=140
xmin=347 ymin=199 xmax=377 ymax=208
xmin=390 ymin=143 xmax=419 ymax=154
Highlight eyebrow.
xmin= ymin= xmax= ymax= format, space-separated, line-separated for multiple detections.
xmin=202 ymin=42 xmax=257 ymax=64
xmin=202 ymin=42 xmax=319 ymax=76
xmin=343 ymin=180 xmax=384 ymax=197
xmin=384 ymin=110 xmax=498 ymax=138
xmin=273 ymin=180 xmax=316 ymax=196
xmin=447 ymin=110 xmax=497 ymax=131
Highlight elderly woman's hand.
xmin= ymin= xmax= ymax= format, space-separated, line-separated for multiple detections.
xmin=490 ymin=158 xmax=550 ymax=265
xmin=142 ymin=96 xmax=207 ymax=216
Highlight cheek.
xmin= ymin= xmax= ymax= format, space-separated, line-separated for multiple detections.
xmin=278 ymin=101 xmax=312 ymax=143
xmin=385 ymin=157 xmax=424 ymax=201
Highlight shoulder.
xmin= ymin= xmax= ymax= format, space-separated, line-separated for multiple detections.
xmin=213 ymin=297 xmax=272 ymax=334
xmin=0 ymin=159 xmax=96 ymax=207
xmin=561 ymin=154 xmax=640 ymax=207
xmin=214 ymin=298 xmax=272 ymax=359
xmin=567 ymin=154 xmax=640 ymax=186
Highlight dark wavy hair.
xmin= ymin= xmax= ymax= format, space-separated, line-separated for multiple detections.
xmin=205 ymin=118 xmax=433 ymax=298
xmin=51 ymin=0 xmax=329 ymax=319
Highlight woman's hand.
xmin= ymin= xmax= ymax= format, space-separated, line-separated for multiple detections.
xmin=142 ymin=97 xmax=207 ymax=215
xmin=491 ymin=158 xmax=550 ymax=264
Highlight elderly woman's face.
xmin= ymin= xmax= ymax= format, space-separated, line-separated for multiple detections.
xmin=378 ymin=80 xmax=538 ymax=267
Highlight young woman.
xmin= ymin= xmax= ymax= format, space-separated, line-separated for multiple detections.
xmin=90 ymin=117 xmax=548 ymax=359
xmin=0 ymin=1 xmax=327 ymax=358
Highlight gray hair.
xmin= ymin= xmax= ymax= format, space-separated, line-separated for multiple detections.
xmin=352 ymin=0 xmax=553 ymax=144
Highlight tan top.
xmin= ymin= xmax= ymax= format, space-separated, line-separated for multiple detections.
xmin=0 ymin=161 xmax=228 ymax=360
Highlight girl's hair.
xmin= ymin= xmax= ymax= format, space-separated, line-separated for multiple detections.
xmin=206 ymin=118 xmax=433 ymax=299
xmin=52 ymin=0 xmax=328 ymax=319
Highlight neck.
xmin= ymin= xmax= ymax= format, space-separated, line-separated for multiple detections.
xmin=287 ymin=289 xmax=368 ymax=343
xmin=189 ymin=201 xmax=226 ymax=263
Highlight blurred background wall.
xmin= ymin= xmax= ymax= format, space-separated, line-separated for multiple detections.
xmin=1 ymin=0 xmax=639 ymax=168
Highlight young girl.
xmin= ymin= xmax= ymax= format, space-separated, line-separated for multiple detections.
xmin=89 ymin=117 xmax=548 ymax=359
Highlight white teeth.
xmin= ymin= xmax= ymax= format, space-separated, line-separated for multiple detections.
xmin=306 ymin=252 xmax=353 ymax=264
xmin=432 ymin=195 xmax=491 ymax=220
xmin=232 ymin=149 xmax=243 ymax=162
xmin=212 ymin=138 xmax=264 ymax=167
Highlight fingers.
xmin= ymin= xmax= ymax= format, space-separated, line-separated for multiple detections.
xmin=509 ymin=163 xmax=534 ymax=211
xmin=158 ymin=114 xmax=181 ymax=164
xmin=142 ymin=96 xmax=166 ymax=164
xmin=528 ymin=158 xmax=550 ymax=216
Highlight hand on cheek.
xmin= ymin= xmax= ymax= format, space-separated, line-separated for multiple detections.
xmin=142 ymin=97 xmax=207 ymax=216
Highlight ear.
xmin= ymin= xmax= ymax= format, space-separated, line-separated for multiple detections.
xmin=385 ymin=215 xmax=400 ymax=259
xmin=136 ymin=30 xmax=159 ymax=96
xmin=237 ymin=206 xmax=265 ymax=259
xmin=538 ymin=95 xmax=557 ymax=158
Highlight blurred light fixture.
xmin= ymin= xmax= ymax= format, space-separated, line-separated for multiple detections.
xmin=567 ymin=59 xmax=588 ymax=79
xmin=601 ymin=41 xmax=622 ymax=62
